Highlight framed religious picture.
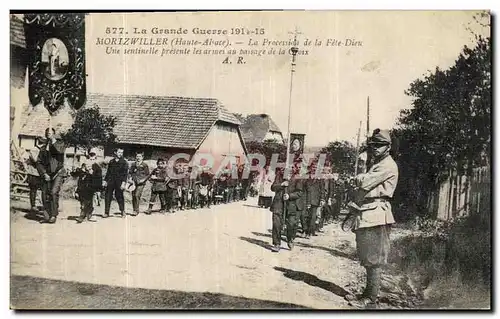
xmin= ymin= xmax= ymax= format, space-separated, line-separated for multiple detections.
xmin=289 ymin=133 xmax=305 ymax=155
xmin=24 ymin=13 xmax=86 ymax=114
xmin=41 ymin=38 xmax=69 ymax=81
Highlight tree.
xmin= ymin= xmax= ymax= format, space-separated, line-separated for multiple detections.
xmin=320 ymin=140 xmax=357 ymax=178
xmin=394 ymin=14 xmax=491 ymax=218
xmin=61 ymin=105 xmax=117 ymax=165
xmin=245 ymin=140 xmax=287 ymax=167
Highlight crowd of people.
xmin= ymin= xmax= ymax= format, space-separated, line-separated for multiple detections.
xmin=20 ymin=126 xmax=399 ymax=309
xmin=23 ymin=128 xmax=355 ymax=226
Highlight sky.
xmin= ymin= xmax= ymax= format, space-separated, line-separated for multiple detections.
xmin=85 ymin=11 xmax=489 ymax=147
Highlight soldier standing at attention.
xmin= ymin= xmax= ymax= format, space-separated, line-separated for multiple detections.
xmin=345 ymin=129 xmax=399 ymax=308
xmin=129 ymin=152 xmax=150 ymax=216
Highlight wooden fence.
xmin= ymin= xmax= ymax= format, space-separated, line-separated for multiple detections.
xmin=430 ymin=166 xmax=491 ymax=220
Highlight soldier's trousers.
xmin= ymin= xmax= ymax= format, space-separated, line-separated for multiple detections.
xmin=272 ymin=211 xmax=283 ymax=246
xmin=286 ymin=210 xmax=300 ymax=243
xmin=355 ymin=225 xmax=390 ymax=300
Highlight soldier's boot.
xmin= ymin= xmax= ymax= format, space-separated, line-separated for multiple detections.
xmin=348 ymin=267 xmax=380 ymax=308
xmin=146 ymin=204 xmax=153 ymax=215
xmin=367 ymin=267 xmax=382 ymax=307
xmin=271 ymin=245 xmax=280 ymax=252
xmin=345 ymin=267 xmax=379 ymax=308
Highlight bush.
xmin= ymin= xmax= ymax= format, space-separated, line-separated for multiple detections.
xmin=390 ymin=212 xmax=491 ymax=308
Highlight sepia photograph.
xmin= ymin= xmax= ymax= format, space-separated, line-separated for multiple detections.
xmin=9 ymin=10 xmax=491 ymax=310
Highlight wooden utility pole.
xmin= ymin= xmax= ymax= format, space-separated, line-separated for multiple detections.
xmin=285 ymin=26 xmax=301 ymax=173
xmin=354 ymin=121 xmax=362 ymax=176
xmin=282 ymin=27 xmax=301 ymax=233
xmin=366 ymin=96 xmax=370 ymax=141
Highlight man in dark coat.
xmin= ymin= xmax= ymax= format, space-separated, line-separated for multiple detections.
xmin=129 ymin=152 xmax=150 ymax=216
xmin=269 ymin=163 xmax=304 ymax=252
xmin=103 ymin=148 xmax=129 ymax=218
xmin=321 ymin=166 xmax=336 ymax=224
xmin=147 ymin=158 xmax=169 ymax=214
xmin=74 ymin=158 xmax=103 ymax=223
xmin=36 ymin=128 xmax=66 ymax=224
xmin=239 ymin=164 xmax=250 ymax=201
xmin=189 ymin=166 xmax=201 ymax=209
xmin=178 ymin=165 xmax=190 ymax=210
xmin=304 ymin=162 xmax=325 ymax=238
xmin=23 ymin=148 xmax=43 ymax=213
xmin=199 ymin=168 xmax=213 ymax=208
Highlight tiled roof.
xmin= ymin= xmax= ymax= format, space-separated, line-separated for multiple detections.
xmin=19 ymin=93 xmax=242 ymax=150
xmin=10 ymin=15 xmax=26 ymax=48
xmin=240 ymin=114 xmax=283 ymax=143
xmin=18 ymin=104 xmax=74 ymax=138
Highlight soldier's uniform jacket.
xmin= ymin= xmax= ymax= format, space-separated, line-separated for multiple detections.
xmin=270 ymin=173 xmax=304 ymax=214
xmin=353 ymin=153 xmax=399 ymax=229
xmin=305 ymin=177 xmax=325 ymax=207
xmin=130 ymin=161 xmax=150 ymax=185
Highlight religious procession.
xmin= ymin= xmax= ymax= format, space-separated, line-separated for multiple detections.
xmin=10 ymin=11 xmax=491 ymax=310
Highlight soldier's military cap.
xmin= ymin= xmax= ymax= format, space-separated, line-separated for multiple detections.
xmin=368 ymin=128 xmax=391 ymax=145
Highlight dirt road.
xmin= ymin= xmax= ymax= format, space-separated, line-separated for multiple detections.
xmin=11 ymin=197 xmax=365 ymax=309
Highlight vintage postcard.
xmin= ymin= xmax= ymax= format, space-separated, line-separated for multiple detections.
xmin=10 ymin=11 xmax=491 ymax=310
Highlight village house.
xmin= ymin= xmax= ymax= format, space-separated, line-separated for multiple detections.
xmin=10 ymin=15 xmax=29 ymax=141
xmin=17 ymin=93 xmax=248 ymax=172
xmin=12 ymin=15 xmax=247 ymax=172
xmin=239 ymin=114 xmax=284 ymax=145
